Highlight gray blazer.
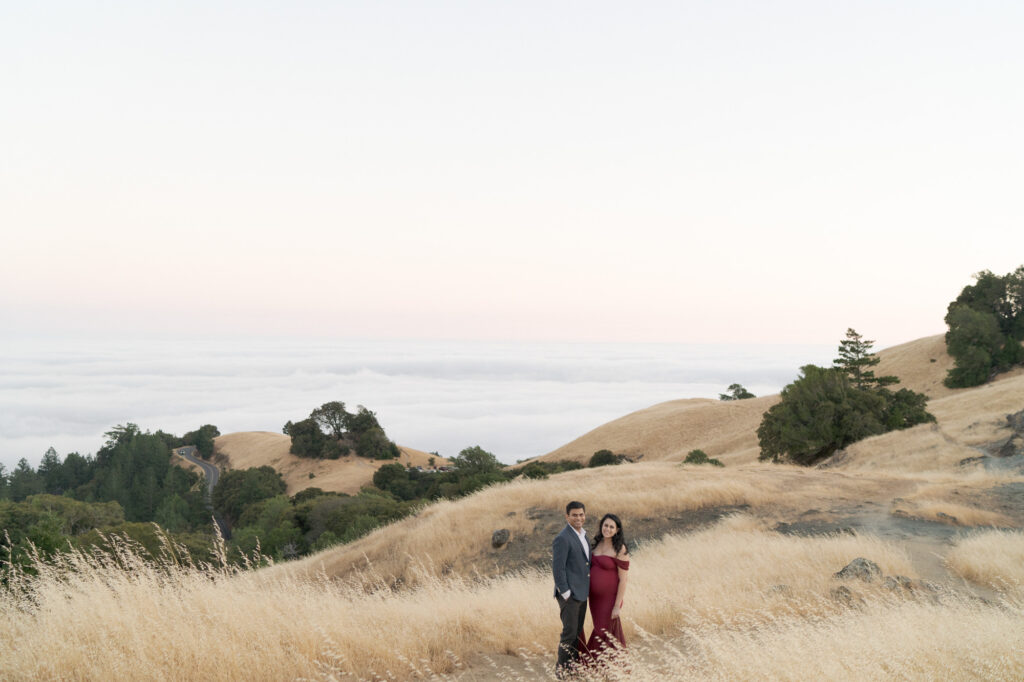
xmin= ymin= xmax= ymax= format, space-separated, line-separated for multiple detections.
xmin=552 ymin=524 xmax=590 ymax=601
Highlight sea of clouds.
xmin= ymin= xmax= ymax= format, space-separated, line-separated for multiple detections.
xmin=0 ymin=335 xmax=835 ymax=469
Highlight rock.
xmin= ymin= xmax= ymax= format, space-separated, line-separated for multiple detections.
xmin=834 ymin=557 xmax=881 ymax=582
xmin=765 ymin=584 xmax=792 ymax=596
xmin=830 ymin=585 xmax=858 ymax=606
xmin=491 ymin=529 xmax=511 ymax=548
xmin=882 ymin=575 xmax=913 ymax=591
xmin=935 ymin=512 xmax=959 ymax=524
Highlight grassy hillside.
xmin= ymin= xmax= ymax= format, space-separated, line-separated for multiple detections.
xmin=212 ymin=431 xmax=446 ymax=495
xmin=4 ymin=333 xmax=1024 ymax=680
xmin=537 ymin=334 xmax=1023 ymax=468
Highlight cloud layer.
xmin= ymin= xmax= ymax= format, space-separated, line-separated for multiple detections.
xmin=0 ymin=335 xmax=834 ymax=469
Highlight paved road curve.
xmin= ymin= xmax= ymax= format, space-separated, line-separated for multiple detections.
xmin=175 ymin=446 xmax=231 ymax=539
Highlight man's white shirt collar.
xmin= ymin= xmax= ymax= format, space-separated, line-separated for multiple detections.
xmin=570 ymin=524 xmax=589 ymax=558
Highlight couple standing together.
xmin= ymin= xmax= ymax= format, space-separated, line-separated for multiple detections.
xmin=551 ymin=501 xmax=630 ymax=677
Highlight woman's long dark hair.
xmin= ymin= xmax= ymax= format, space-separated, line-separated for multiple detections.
xmin=592 ymin=513 xmax=628 ymax=555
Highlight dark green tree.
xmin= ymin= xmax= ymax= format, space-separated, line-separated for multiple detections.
xmin=287 ymin=418 xmax=329 ymax=458
xmin=344 ymin=406 xmax=384 ymax=438
xmin=451 ymin=445 xmax=502 ymax=475
xmin=833 ymin=328 xmax=897 ymax=389
xmin=182 ymin=424 xmax=221 ymax=459
xmin=758 ymin=363 xmax=934 ymax=466
xmin=37 ymin=447 xmax=70 ymax=495
xmin=212 ymin=466 xmax=287 ymax=526
xmin=719 ymin=383 xmax=756 ymax=401
xmin=355 ymin=427 xmax=400 ymax=459
xmin=311 ymin=401 xmax=349 ymax=439
xmin=8 ymin=458 xmax=43 ymax=502
xmin=758 ymin=365 xmax=886 ymax=465
xmin=944 ymin=267 xmax=1024 ymax=387
xmin=0 ymin=463 xmax=8 ymax=500
xmin=372 ymin=463 xmax=416 ymax=500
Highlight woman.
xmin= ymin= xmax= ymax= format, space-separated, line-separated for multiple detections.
xmin=584 ymin=513 xmax=630 ymax=662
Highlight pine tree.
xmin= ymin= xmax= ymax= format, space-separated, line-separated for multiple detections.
xmin=833 ymin=328 xmax=897 ymax=390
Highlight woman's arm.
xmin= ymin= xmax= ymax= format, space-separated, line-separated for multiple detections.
xmin=611 ymin=547 xmax=629 ymax=619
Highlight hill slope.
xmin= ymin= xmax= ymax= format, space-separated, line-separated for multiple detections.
xmin=213 ymin=431 xmax=444 ymax=495
xmin=537 ymin=334 xmax=1023 ymax=468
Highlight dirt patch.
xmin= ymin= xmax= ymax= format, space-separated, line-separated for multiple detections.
xmin=984 ymin=482 xmax=1024 ymax=525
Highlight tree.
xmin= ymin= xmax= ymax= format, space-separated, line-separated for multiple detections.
xmin=451 ymin=446 xmax=502 ymax=476
xmin=182 ymin=425 xmax=220 ymax=459
xmin=719 ymin=383 xmax=755 ymax=401
xmin=758 ymin=362 xmax=934 ymax=466
xmin=0 ymin=463 xmax=8 ymax=500
xmin=355 ymin=427 xmax=400 ymax=460
xmin=38 ymin=447 xmax=66 ymax=495
xmin=344 ymin=406 xmax=383 ymax=438
xmin=833 ymin=328 xmax=897 ymax=390
xmin=944 ymin=267 xmax=1024 ymax=387
xmin=311 ymin=402 xmax=349 ymax=439
xmin=372 ymin=463 xmax=415 ymax=500
xmin=758 ymin=365 xmax=886 ymax=465
xmin=212 ymin=466 xmax=287 ymax=526
xmin=588 ymin=449 xmax=623 ymax=467
xmin=287 ymin=418 xmax=329 ymax=458
xmin=9 ymin=458 xmax=43 ymax=502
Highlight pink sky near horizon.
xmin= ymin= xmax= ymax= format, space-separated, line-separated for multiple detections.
xmin=3 ymin=2 xmax=1023 ymax=348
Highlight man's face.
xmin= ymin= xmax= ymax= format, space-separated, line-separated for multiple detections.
xmin=566 ymin=507 xmax=586 ymax=531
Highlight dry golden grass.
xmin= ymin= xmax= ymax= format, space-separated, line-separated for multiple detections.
xmin=832 ymin=372 xmax=1024 ymax=473
xmin=872 ymin=334 xmax=955 ymax=398
xmin=275 ymin=462 xmax=923 ymax=587
xmin=8 ymin=516 xmax=1019 ymax=681
xmin=213 ymin=431 xmax=446 ymax=495
xmin=538 ymin=395 xmax=778 ymax=465
xmin=946 ymin=530 xmax=1024 ymax=594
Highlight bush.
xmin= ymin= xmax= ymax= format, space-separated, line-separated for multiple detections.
xmin=521 ymin=462 xmax=549 ymax=480
xmin=683 ymin=449 xmax=724 ymax=467
xmin=589 ymin=450 xmax=624 ymax=467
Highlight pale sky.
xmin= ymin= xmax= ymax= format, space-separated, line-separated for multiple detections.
xmin=3 ymin=1 xmax=1024 ymax=346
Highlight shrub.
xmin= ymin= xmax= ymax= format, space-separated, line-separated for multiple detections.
xmin=683 ymin=449 xmax=724 ymax=467
xmin=521 ymin=462 xmax=549 ymax=480
xmin=589 ymin=450 xmax=624 ymax=467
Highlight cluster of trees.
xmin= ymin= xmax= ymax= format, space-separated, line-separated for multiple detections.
xmin=0 ymin=423 xmax=223 ymax=580
xmin=209 ymin=445 xmax=515 ymax=560
xmin=758 ymin=329 xmax=935 ymax=466
xmin=944 ymin=267 xmax=1024 ymax=387
xmin=284 ymin=402 xmax=400 ymax=460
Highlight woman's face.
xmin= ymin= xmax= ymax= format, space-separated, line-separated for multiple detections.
xmin=601 ymin=518 xmax=618 ymax=538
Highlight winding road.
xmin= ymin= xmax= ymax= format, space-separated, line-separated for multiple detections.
xmin=176 ymin=446 xmax=231 ymax=539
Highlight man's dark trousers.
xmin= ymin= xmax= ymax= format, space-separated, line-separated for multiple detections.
xmin=556 ymin=593 xmax=587 ymax=672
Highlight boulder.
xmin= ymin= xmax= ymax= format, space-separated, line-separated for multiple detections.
xmin=491 ymin=529 xmax=511 ymax=548
xmin=834 ymin=557 xmax=881 ymax=582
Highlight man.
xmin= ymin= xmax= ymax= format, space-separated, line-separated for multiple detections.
xmin=552 ymin=500 xmax=590 ymax=676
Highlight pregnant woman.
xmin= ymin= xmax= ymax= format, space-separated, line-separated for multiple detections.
xmin=585 ymin=513 xmax=630 ymax=663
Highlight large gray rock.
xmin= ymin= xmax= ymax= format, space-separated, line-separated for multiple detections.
xmin=834 ymin=557 xmax=881 ymax=582
xmin=491 ymin=529 xmax=511 ymax=548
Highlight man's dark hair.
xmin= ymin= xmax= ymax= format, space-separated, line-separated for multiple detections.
xmin=566 ymin=501 xmax=585 ymax=515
